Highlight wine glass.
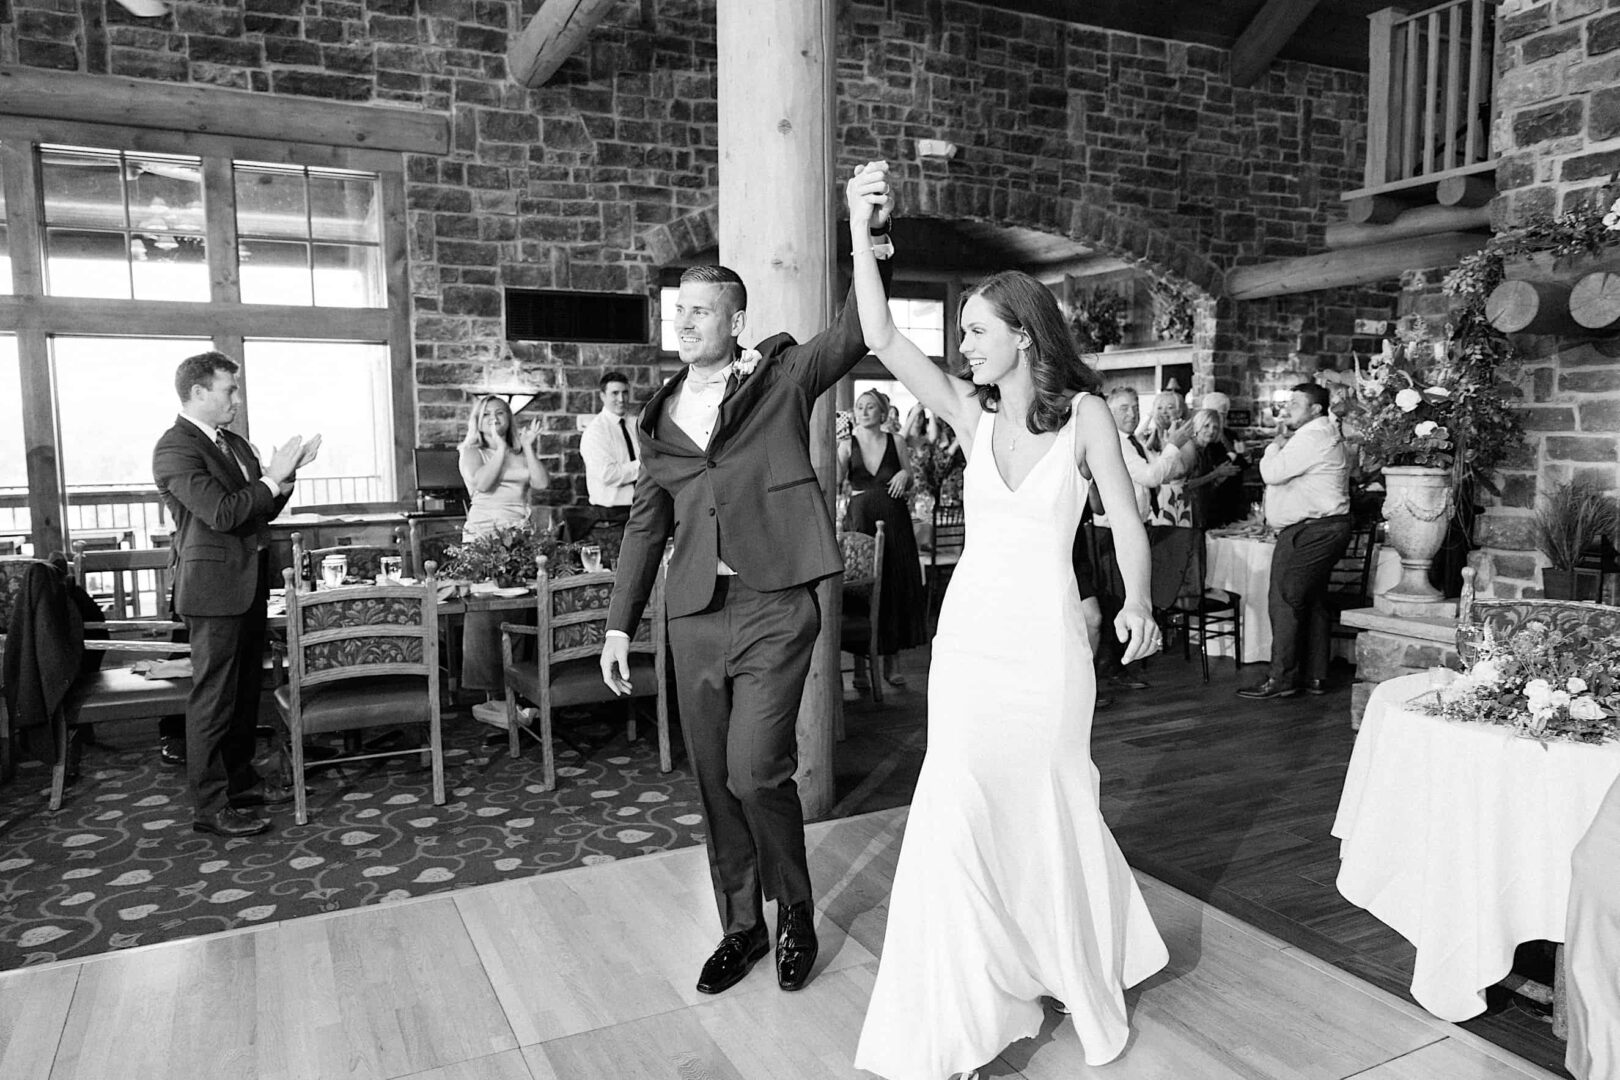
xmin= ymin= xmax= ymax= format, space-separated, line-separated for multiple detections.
xmin=580 ymin=544 xmax=603 ymax=573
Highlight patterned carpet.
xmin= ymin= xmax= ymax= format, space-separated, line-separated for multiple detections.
xmin=0 ymin=708 xmax=707 ymax=969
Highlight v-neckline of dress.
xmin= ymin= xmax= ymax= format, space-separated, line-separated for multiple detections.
xmin=989 ymin=414 xmax=1063 ymax=495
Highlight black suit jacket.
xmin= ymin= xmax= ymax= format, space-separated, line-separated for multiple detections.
xmin=608 ymin=281 xmax=882 ymax=631
xmin=152 ymin=419 xmax=292 ymax=617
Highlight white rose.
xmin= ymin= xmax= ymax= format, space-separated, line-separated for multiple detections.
xmin=1566 ymin=676 xmax=1587 ymax=694
xmin=1396 ymin=388 xmax=1423 ymax=412
xmin=1414 ymin=420 xmax=1437 ymax=437
xmin=1570 ymin=696 xmax=1607 ymax=721
xmin=1523 ymin=678 xmax=1553 ymax=708
xmin=1549 ymin=690 xmax=1571 ymax=711
xmin=1471 ymin=659 xmax=1503 ymax=686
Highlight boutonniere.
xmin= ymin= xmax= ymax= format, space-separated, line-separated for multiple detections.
xmin=734 ymin=348 xmax=762 ymax=378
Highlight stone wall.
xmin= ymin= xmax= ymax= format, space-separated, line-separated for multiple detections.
xmin=1462 ymin=0 xmax=1620 ymax=598
xmin=1 ymin=0 xmax=1397 ymax=499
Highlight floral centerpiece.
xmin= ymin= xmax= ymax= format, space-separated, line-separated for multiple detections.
xmin=1068 ymin=287 xmax=1128 ymax=354
xmin=441 ymin=522 xmax=579 ymax=585
xmin=908 ymin=440 xmax=963 ymax=515
xmin=1426 ymin=620 xmax=1620 ymax=744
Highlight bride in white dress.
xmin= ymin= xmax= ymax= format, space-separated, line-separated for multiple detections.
xmin=845 ymin=163 xmax=1169 ymax=1080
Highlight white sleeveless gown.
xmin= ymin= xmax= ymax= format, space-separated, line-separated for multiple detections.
xmin=855 ymin=402 xmax=1168 ymax=1079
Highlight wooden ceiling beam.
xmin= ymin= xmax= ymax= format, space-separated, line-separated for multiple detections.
xmin=508 ymin=0 xmax=620 ymax=88
xmin=1230 ymin=0 xmax=1325 ymax=86
xmin=1225 ymin=231 xmax=1484 ymax=300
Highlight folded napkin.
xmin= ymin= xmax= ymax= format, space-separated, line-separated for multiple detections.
xmin=133 ymin=658 xmax=194 ymax=680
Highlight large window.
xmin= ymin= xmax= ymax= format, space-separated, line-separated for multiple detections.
xmin=0 ymin=109 xmax=411 ymax=554
xmin=0 ymin=337 xmax=25 ymax=554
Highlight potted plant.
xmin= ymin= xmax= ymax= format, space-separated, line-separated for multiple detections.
xmin=1534 ymin=478 xmax=1617 ymax=600
xmin=1068 ymin=287 xmax=1127 ymax=354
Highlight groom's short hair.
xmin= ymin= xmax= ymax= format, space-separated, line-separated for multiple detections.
xmin=680 ymin=265 xmax=747 ymax=316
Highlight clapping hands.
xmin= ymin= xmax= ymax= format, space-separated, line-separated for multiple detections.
xmin=267 ymin=433 xmax=323 ymax=485
xmin=518 ymin=420 xmax=542 ymax=452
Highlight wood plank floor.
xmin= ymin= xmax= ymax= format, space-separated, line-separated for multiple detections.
xmin=0 ymin=808 xmax=1561 ymax=1080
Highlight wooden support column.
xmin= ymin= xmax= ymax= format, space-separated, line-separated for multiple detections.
xmin=717 ymin=0 xmax=839 ymax=820
xmin=1230 ymin=0 xmax=1323 ymax=87
xmin=507 ymin=0 xmax=620 ymax=88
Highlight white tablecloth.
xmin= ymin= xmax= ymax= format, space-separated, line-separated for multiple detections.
xmin=1203 ymin=533 xmax=1400 ymax=665
xmin=1332 ymin=672 xmax=1620 ymax=1021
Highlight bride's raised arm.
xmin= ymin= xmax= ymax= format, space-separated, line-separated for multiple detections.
xmin=846 ymin=162 xmax=979 ymax=443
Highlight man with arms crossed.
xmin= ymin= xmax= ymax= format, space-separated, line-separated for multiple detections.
xmin=154 ymin=351 xmax=319 ymax=837
xmin=601 ymin=171 xmax=895 ymax=997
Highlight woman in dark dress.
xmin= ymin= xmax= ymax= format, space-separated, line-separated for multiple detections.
xmin=839 ymin=389 xmax=928 ymax=686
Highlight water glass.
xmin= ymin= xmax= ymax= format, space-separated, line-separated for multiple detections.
xmin=580 ymin=544 xmax=603 ymax=573
xmin=379 ymin=555 xmax=403 ymax=582
xmin=320 ymin=555 xmax=347 ymax=590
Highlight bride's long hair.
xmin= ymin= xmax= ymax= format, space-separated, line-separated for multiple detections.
xmin=958 ymin=271 xmax=1102 ymax=435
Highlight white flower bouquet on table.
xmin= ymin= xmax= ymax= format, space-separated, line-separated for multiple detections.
xmin=1421 ymin=620 xmax=1620 ymax=745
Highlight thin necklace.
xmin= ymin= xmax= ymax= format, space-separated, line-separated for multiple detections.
xmin=1000 ymin=414 xmax=1020 ymax=451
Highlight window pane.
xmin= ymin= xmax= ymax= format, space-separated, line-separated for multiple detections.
xmin=52 ymin=335 xmax=212 ymax=549
xmin=127 ymin=156 xmax=204 ymax=236
xmin=131 ymin=234 xmax=210 ymax=302
xmin=308 ymin=173 xmax=378 ymax=242
xmin=660 ymin=285 xmax=679 ymax=351
xmin=235 ymin=165 xmax=307 ymax=239
xmin=46 ymin=229 xmax=132 ymax=299
xmin=243 ymin=339 xmax=394 ymax=506
xmin=239 ymin=239 xmax=312 ymax=305
xmin=0 ymin=337 xmax=28 ymax=553
xmin=889 ymin=297 xmax=944 ymax=358
xmin=41 ymin=147 xmax=127 ymax=231
xmin=312 ymin=243 xmax=383 ymax=307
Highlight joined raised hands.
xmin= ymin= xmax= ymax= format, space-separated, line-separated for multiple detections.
xmin=846 ymin=160 xmax=895 ymax=233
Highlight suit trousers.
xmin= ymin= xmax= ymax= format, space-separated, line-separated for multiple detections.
xmin=183 ymin=551 xmax=270 ymax=815
xmin=1266 ymin=514 xmax=1352 ymax=687
xmin=667 ymin=575 xmax=819 ymax=937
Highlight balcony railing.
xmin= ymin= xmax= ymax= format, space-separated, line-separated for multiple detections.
xmin=0 ymin=474 xmax=387 ymax=555
xmin=1362 ymin=0 xmax=1498 ymax=193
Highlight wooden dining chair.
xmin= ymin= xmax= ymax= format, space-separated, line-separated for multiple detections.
xmin=407 ymin=515 xmax=467 ymax=580
xmin=499 ymin=554 xmax=671 ymax=791
xmin=1153 ymin=527 xmax=1241 ymax=683
xmin=838 ymin=522 xmax=887 ymax=704
xmin=273 ymin=567 xmax=444 ymax=824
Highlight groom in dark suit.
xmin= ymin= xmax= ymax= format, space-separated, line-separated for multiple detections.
xmin=153 ymin=351 xmax=319 ymax=838
xmin=601 ymin=179 xmax=895 ymax=996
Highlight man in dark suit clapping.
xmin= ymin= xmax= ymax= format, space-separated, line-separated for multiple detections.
xmin=601 ymin=169 xmax=896 ymax=998
xmin=153 ymin=352 xmax=320 ymax=838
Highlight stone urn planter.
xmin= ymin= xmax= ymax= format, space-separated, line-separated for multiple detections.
xmin=1381 ymin=466 xmax=1455 ymax=602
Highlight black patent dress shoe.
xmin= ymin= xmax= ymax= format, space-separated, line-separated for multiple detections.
xmin=229 ymin=781 xmax=294 ymax=808
xmin=1236 ymin=678 xmax=1301 ymax=700
xmin=1304 ymin=678 xmax=1329 ymax=696
xmin=159 ymin=737 xmax=186 ymax=766
xmin=696 ymin=931 xmax=770 ymax=995
xmin=192 ymin=806 xmax=271 ymax=838
xmin=776 ymin=901 xmax=819 ymax=992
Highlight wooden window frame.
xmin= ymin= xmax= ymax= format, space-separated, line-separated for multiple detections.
xmin=0 ymin=67 xmax=446 ymax=555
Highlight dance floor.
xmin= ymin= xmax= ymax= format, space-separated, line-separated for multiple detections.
xmin=0 ymin=807 xmax=1559 ymax=1080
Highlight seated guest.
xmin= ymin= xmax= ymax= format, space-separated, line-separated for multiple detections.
xmin=459 ymin=394 xmax=549 ymax=541
xmin=578 ymin=371 xmax=640 ymax=535
xmin=1094 ymin=386 xmax=1193 ymax=691
xmin=1196 ymin=392 xmax=1251 ymax=528
xmin=1236 ymin=382 xmax=1351 ymax=700
xmin=1566 ymin=774 xmax=1620 ymax=1080
xmin=838 ymin=389 xmax=927 ymax=688
xmin=458 ymin=394 xmax=550 ymax=696
xmin=1184 ymin=408 xmax=1244 ymax=529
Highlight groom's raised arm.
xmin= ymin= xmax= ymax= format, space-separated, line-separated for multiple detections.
xmin=779 ymin=226 xmax=897 ymax=401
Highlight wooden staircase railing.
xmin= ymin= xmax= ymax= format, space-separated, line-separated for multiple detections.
xmin=1360 ymin=0 xmax=1499 ymax=195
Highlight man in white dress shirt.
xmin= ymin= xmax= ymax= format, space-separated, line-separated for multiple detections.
xmin=1237 ymin=381 xmax=1352 ymax=700
xmin=578 ymin=370 xmax=639 ymax=525
xmin=1093 ymin=386 xmax=1193 ymax=690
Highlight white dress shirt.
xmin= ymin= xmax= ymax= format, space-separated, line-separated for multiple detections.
xmin=178 ymin=413 xmax=281 ymax=497
xmin=1095 ymin=427 xmax=1188 ymax=527
xmin=1260 ymin=415 xmax=1350 ymax=528
xmin=670 ymin=363 xmax=736 ymax=576
xmin=579 ymin=408 xmax=639 ymax=507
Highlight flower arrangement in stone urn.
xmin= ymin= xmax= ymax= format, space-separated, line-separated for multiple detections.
xmin=1425 ymin=620 xmax=1620 ymax=745
xmin=1344 ymin=305 xmax=1524 ymax=601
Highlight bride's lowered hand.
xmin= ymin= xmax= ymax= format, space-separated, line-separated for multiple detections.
xmin=1115 ymin=598 xmax=1163 ymax=665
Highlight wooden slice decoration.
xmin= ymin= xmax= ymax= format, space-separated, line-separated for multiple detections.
xmin=1569 ymin=271 xmax=1620 ymax=332
xmin=1485 ymin=279 xmax=1576 ymax=335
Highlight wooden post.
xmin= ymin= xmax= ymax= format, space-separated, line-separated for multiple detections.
xmin=717 ymin=0 xmax=839 ymax=820
xmin=1365 ymin=8 xmax=1406 ymax=188
xmin=1484 ymin=280 xmax=1578 ymax=336
xmin=1570 ymin=271 xmax=1620 ymax=332
xmin=507 ymin=0 xmax=621 ymax=88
